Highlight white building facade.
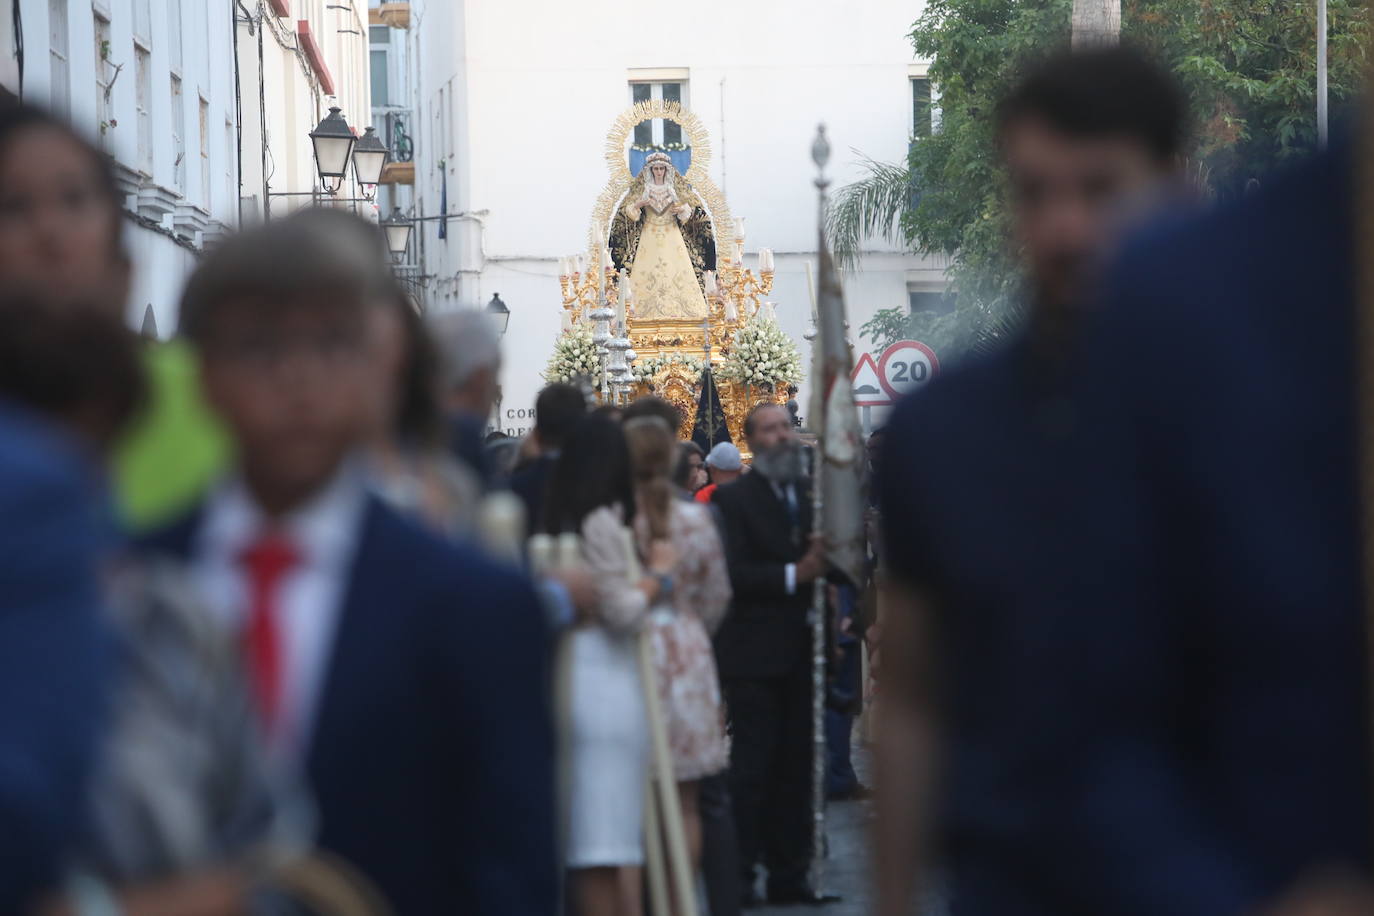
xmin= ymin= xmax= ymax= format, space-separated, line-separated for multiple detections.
xmin=237 ymin=0 xmax=375 ymax=229
xmin=4 ymin=0 xmax=375 ymax=333
xmin=17 ymin=0 xmax=240 ymax=334
xmin=395 ymin=0 xmax=945 ymax=431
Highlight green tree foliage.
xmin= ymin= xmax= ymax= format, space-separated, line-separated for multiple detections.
xmin=843 ymin=0 xmax=1370 ymax=354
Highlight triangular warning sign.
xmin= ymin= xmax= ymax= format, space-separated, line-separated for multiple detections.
xmin=851 ymin=352 xmax=890 ymax=406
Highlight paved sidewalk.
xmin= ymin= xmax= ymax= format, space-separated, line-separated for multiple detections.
xmin=752 ymin=790 xmax=874 ymax=916
xmin=749 ymin=745 xmax=947 ymax=916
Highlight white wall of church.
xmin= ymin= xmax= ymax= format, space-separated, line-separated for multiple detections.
xmin=406 ymin=0 xmax=943 ymax=427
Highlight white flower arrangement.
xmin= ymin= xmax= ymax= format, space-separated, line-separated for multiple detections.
xmin=720 ymin=316 xmax=804 ymax=388
xmin=632 ymin=353 xmax=706 ymax=385
xmin=543 ymin=325 xmax=602 ymax=389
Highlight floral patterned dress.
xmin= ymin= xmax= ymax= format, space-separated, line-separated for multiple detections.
xmin=639 ymin=500 xmax=733 ymax=781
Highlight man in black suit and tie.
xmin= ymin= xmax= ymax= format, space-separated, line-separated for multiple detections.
xmin=713 ymin=403 xmax=827 ymax=906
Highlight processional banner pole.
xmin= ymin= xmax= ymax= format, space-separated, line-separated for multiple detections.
xmin=809 ymin=445 xmax=828 ymax=896
xmin=808 ymin=128 xmax=832 ymax=897
xmin=808 ymin=123 xmax=872 ymax=897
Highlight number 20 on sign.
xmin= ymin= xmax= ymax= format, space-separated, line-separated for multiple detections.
xmin=878 ymin=340 xmax=940 ymax=400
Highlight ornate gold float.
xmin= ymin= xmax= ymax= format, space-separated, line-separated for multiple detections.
xmin=556 ymin=100 xmax=788 ymax=443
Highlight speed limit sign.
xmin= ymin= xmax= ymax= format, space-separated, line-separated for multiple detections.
xmin=877 ymin=340 xmax=940 ymax=400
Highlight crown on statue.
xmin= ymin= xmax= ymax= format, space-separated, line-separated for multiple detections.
xmin=644 ymin=151 xmax=674 ymax=169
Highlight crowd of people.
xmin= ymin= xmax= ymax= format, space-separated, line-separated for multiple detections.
xmin=6 ymin=33 xmax=1373 ymax=916
xmin=0 ymin=88 xmax=875 ymax=914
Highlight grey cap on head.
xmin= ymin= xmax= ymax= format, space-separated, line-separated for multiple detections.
xmin=428 ymin=308 xmax=502 ymax=391
xmin=706 ymin=441 xmax=742 ymax=471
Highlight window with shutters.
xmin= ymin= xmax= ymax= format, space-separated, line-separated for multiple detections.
xmin=200 ymin=97 xmax=210 ymax=205
xmin=94 ymin=13 xmax=111 ymax=145
xmin=627 ymin=79 xmax=688 ymax=149
xmin=48 ymin=0 xmax=69 ymax=115
xmin=135 ymin=45 xmax=152 ymax=173
xmin=171 ymin=75 xmax=186 ymax=192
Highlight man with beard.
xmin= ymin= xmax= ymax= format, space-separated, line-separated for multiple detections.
xmin=712 ymin=402 xmax=827 ymax=907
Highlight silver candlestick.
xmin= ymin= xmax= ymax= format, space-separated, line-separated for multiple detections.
xmin=605 ymin=323 xmax=633 ymax=406
xmin=590 ymin=297 xmax=614 ymax=399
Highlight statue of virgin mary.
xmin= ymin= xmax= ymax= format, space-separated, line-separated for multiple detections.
xmin=609 ymin=152 xmax=717 ymax=320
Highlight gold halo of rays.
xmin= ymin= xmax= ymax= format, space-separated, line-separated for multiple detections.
xmin=589 ymin=100 xmax=734 ymax=261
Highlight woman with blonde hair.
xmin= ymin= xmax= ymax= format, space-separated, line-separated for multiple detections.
xmin=622 ymin=417 xmax=732 ymax=880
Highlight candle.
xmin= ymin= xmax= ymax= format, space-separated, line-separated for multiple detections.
xmin=528 ymin=534 xmax=554 ymax=577
xmin=704 ymin=270 xmax=717 ymax=296
xmin=724 ymin=299 xmax=738 ymax=322
xmin=476 ymin=491 xmax=526 ymax=564
xmin=760 ymin=248 xmax=774 ymax=273
xmin=620 ymin=269 xmax=633 ymax=305
xmin=556 ymin=533 xmax=582 ymax=572
xmin=615 ymin=287 xmax=626 ymax=329
xmin=734 ymin=242 xmax=745 ymax=265
xmin=603 ymin=247 xmax=614 ymax=272
xmin=734 ymin=217 xmax=746 ymax=242
xmin=561 ymin=310 xmax=573 ymax=333
xmin=804 ymin=261 xmax=817 ymax=318
xmin=575 ymin=254 xmax=585 ymax=276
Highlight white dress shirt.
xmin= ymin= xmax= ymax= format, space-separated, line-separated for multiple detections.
xmin=192 ymin=468 xmax=366 ymax=765
xmin=768 ymin=479 xmax=800 ymax=596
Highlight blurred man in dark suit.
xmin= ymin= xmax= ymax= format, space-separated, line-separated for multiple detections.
xmin=509 ymin=383 xmax=586 ymax=534
xmin=874 ymin=47 xmax=1188 ymax=916
xmin=714 ymin=403 xmax=827 ymax=906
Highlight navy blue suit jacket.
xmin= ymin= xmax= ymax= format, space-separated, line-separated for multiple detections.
xmin=881 ymin=336 xmax=1106 ymax=916
xmin=139 ymin=493 xmax=558 ymax=915
xmin=0 ymin=405 xmax=112 ymax=911
xmin=1062 ymin=142 xmax=1369 ymax=915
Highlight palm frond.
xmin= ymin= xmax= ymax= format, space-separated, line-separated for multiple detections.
xmin=824 ymin=154 xmax=915 ymax=272
xmin=971 ymin=299 xmax=1029 ymax=356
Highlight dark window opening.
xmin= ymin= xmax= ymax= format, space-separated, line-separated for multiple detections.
xmin=912 ymin=78 xmax=932 ymax=139
xmin=632 ymin=83 xmax=653 ymax=147
xmin=909 ymin=290 xmax=955 ymax=315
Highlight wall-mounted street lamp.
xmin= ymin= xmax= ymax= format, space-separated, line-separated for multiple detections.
xmin=267 ymin=108 xmax=391 ymax=219
xmin=487 ymin=292 xmax=511 ymax=336
xmin=382 ymin=207 xmax=414 ymax=259
xmin=351 ymin=126 xmax=390 ymax=194
xmin=308 ymin=107 xmax=357 ymax=194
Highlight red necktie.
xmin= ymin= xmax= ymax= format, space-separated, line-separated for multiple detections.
xmin=239 ymin=533 xmax=301 ymax=738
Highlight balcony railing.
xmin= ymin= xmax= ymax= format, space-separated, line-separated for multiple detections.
xmin=374 ymin=108 xmax=414 ymax=185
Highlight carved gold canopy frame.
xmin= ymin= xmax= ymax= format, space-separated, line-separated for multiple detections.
xmin=562 ymin=101 xmax=782 ymax=446
xmin=588 ymin=99 xmax=733 ymax=256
